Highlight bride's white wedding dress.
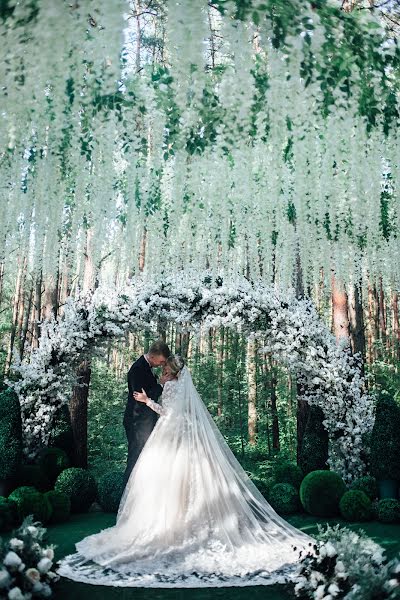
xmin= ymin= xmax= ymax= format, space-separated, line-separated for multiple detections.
xmin=57 ymin=366 xmax=313 ymax=588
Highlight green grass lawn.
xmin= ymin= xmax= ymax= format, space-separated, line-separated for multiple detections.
xmin=46 ymin=512 xmax=400 ymax=600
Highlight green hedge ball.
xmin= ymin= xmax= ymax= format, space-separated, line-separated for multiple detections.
xmin=269 ymin=483 xmax=300 ymax=515
xmin=97 ymin=471 xmax=125 ymax=513
xmin=55 ymin=468 xmax=97 ymax=513
xmin=44 ymin=490 xmax=71 ymax=523
xmin=300 ymin=470 xmax=346 ymax=517
xmin=349 ymin=475 xmax=378 ymax=501
xmin=8 ymin=486 xmax=52 ymax=524
xmin=377 ymin=499 xmax=400 ymax=524
xmin=339 ymin=490 xmax=372 ymax=522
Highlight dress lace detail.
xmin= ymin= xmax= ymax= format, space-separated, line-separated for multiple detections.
xmin=57 ymin=368 xmax=313 ymax=588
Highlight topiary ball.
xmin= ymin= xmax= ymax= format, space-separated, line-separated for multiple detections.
xmin=97 ymin=471 xmax=125 ymax=513
xmin=300 ymin=470 xmax=346 ymax=517
xmin=274 ymin=463 xmax=304 ymax=489
xmin=17 ymin=465 xmax=51 ymax=492
xmin=377 ymin=498 xmax=400 ymax=524
xmin=55 ymin=468 xmax=97 ymax=513
xmin=8 ymin=486 xmax=52 ymax=524
xmin=44 ymin=490 xmax=71 ymax=523
xmin=37 ymin=448 xmax=70 ymax=485
xmin=339 ymin=490 xmax=372 ymax=522
xmin=0 ymin=496 xmax=17 ymax=532
xmin=269 ymin=483 xmax=300 ymax=515
xmin=350 ymin=475 xmax=378 ymax=501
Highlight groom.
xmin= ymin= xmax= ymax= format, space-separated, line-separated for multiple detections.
xmin=122 ymin=340 xmax=171 ymax=488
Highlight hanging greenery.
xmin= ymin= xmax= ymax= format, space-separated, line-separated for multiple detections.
xmin=0 ymin=0 xmax=399 ymax=292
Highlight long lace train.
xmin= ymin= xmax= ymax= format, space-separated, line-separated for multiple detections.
xmin=57 ymin=368 xmax=313 ymax=587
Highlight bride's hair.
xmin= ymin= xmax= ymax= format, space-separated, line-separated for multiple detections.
xmin=166 ymin=354 xmax=185 ymax=377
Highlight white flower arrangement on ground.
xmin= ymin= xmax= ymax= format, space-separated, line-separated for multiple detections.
xmin=0 ymin=516 xmax=59 ymax=599
xmin=293 ymin=524 xmax=400 ymax=599
xmin=9 ymin=272 xmax=374 ymax=483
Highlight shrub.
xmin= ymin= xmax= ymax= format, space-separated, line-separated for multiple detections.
xmin=8 ymin=486 xmax=52 ymax=524
xmin=97 ymin=471 xmax=125 ymax=513
xmin=274 ymin=462 xmax=304 ymax=489
xmin=45 ymin=490 xmax=71 ymax=523
xmin=377 ymin=498 xmax=400 ymax=524
xmin=269 ymin=483 xmax=300 ymax=515
xmin=300 ymin=470 xmax=346 ymax=517
xmin=370 ymin=499 xmax=379 ymax=520
xmin=0 ymin=388 xmax=22 ymax=480
xmin=370 ymin=395 xmax=400 ymax=481
xmin=350 ymin=475 xmax=378 ymax=501
xmin=250 ymin=474 xmax=276 ymax=500
xmin=55 ymin=468 xmax=97 ymax=513
xmin=0 ymin=496 xmax=17 ymax=532
xmin=37 ymin=447 xmax=70 ymax=485
xmin=17 ymin=465 xmax=51 ymax=492
xmin=339 ymin=490 xmax=372 ymax=522
xmin=299 ymin=406 xmax=329 ymax=475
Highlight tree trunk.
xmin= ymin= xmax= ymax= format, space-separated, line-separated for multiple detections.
xmin=269 ymin=357 xmax=280 ymax=451
xmin=331 ymin=275 xmax=350 ymax=344
xmin=378 ymin=277 xmax=387 ymax=350
xmin=217 ymin=328 xmax=224 ymax=417
xmin=32 ymin=269 xmax=43 ymax=349
xmin=20 ymin=282 xmax=34 ymax=360
xmin=5 ymin=257 xmax=26 ymax=373
xmin=367 ymin=281 xmax=379 ymax=363
xmin=348 ymin=283 xmax=366 ymax=361
xmin=247 ymin=339 xmax=257 ymax=445
xmin=392 ymin=292 xmax=400 ymax=360
xmin=69 ymin=360 xmax=91 ymax=468
xmin=139 ymin=226 xmax=147 ymax=273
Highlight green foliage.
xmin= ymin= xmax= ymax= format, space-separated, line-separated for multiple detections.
xmin=44 ymin=490 xmax=71 ymax=524
xmin=97 ymin=471 xmax=125 ymax=513
xmin=0 ymin=388 xmax=22 ymax=480
xmin=87 ymin=359 xmax=127 ymax=475
xmin=37 ymin=447 xmax=70 ymax=485
xmin=339 ymin=490 xmax=372 ymax=522
xmin=273 ymin=462 xmax=304 ymax=489
xmin=300 ymin=470 xmax=346 ymax=517
xmin=55 ymin=468 xmax=97 ymax=513
xmin=370 ymin=394 xmax=400 ymax=481
xmin=0 ymin=496 xmax=17 ymax=532
xmin=250 ymin=473 xmax=276 ymax=500
xmin=299 ymin=406 xmax=329 ymax=475
xmin=350 ymin=475 xmax=378 ymax=501
xmin=17 ymin=465 xmax=51 ymax=492
xmin=8 ymin=486 xmax=52 ymax=524
xmin=269 ymin=483 xmax=300 ymax=515
xmin=377 ymin=499 xmax=400 ymax=524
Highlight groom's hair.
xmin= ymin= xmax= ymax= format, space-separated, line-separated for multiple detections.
xmin=148 ymin=340 xmax=171 ymax=358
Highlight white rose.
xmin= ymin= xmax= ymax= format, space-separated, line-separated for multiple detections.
xmin=9 ymin=539 xmax=24 ymax=552
xmin=386 ymin=579 xmax=399 ymax=589
xmin=8 ymin=588 xmax=25 ymax=600
xmin=327 ymin=582 xmax=340 ymax=596
xmin=43 ymin=548 xmax=54 ymax=561
xmin=25 ymin=567 xmax=41 ymax=583
xmin=324 ymin=542 xmax=337 ymax=558
xmin=46 ymin=571 xmax=58 ymax=581
xmin=4 ymin=552 xmax=22 ymax=569
xmin=0 ymin=569 xmax=11 ymax=588
xmin=315 ymin=584 xmax=326 ymax=600
xmin=26 ymin=526 xmax=38 ymax=536
xmin=37 ymin=558 xmax=52 ymax=574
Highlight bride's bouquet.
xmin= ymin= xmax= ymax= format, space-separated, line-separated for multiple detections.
xmin=0 ymin=516 xmax=59 ymax=599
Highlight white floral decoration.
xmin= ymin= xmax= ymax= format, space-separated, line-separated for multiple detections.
xmin=9 ymin=272 xmax=374 ymax=483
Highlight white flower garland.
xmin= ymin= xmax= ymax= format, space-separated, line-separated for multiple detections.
xmin=9 ymin=273 xmax=374 ymax=483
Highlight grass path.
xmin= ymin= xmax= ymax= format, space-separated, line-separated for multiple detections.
xmin=45 ymin=513 xmax=400 ymax=599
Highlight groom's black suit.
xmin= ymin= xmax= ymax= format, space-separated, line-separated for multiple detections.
xmin=122 ymin=355 xmax=163 ymax=487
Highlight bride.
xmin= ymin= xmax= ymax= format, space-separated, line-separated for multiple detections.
xmin=57 ymin=354 xmax=313 ymax=588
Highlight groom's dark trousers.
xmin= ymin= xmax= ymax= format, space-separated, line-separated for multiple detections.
xmin=122 ymin=355 xmax=163 ymax=488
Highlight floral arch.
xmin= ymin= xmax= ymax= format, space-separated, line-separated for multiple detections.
xmin=10 ymin=273 xmax=374 ymax=484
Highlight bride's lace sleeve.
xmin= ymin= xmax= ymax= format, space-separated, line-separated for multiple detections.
xmin=145 ymin=380 xmax=175 ymax=416
xmin=145 ymin=398 xmax=165 ymax=416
